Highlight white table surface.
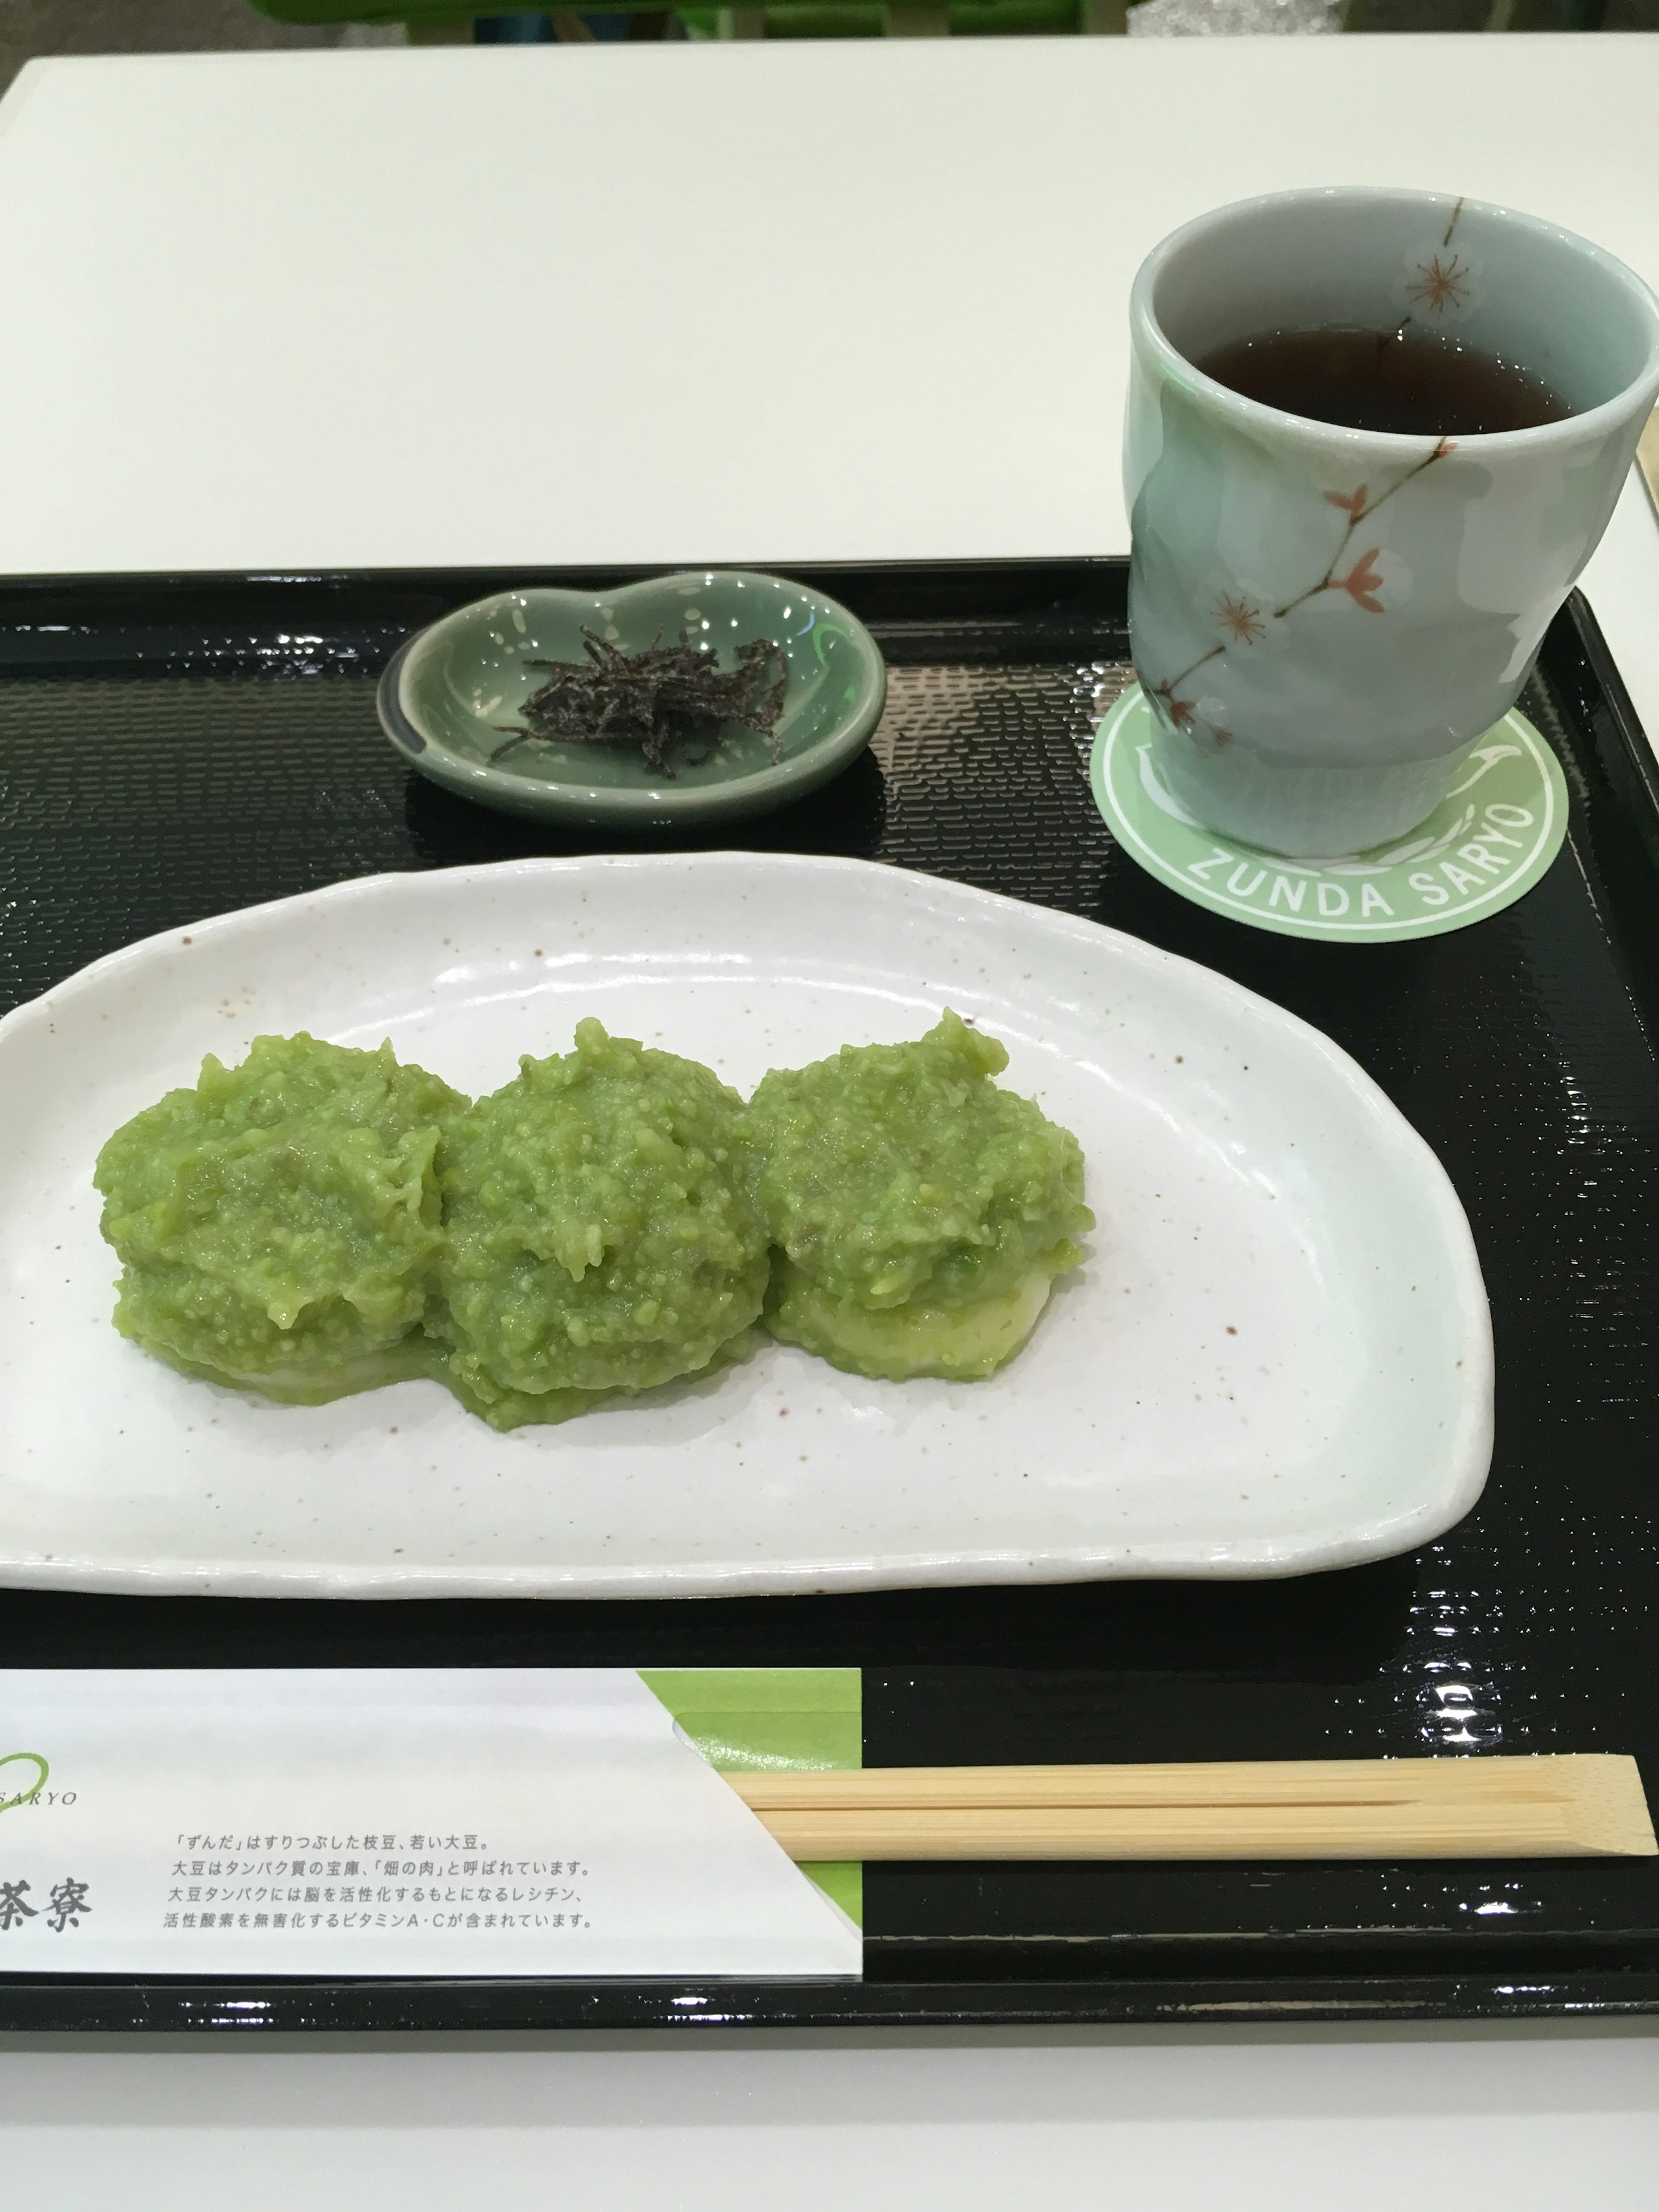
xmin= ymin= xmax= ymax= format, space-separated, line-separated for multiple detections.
xmin=0 ymin=35 xmax=1657 ymax=2209
xmin=0 ymin=35 xmax=1656 ymax=737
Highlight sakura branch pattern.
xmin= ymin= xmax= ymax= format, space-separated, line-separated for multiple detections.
xmin=1152 ymin=203 xmax=1469 ymax=744
xmin=1406 ymin=252 xmax=1472 ymax=317
xmin=1151 ymin=434 xmax=1456 ymax=742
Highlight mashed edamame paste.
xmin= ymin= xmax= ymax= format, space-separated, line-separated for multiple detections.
xmin=434 ymin=1018 xmax=769 ymax=1430
xmin=745 ymin=1010 xmax=1092 ymax=1381
xmin=95 ymin=1009 xmax=1090 ymax=1419
xmin=94 ymin=1033 xmax=464 ymax=1402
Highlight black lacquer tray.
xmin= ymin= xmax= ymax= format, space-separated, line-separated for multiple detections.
xmin=1 ymin=558 xmax=1657 ymax=2035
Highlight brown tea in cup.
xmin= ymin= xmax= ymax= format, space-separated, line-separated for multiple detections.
xmin=1196 ymin=324 xmax=1570 ymax=439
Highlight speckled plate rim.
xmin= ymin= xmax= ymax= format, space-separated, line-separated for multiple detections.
xmin=376 ymin=571 xmax=887 ymax=826
xmin=0 ymin=852 xmax=1494 ymax=1598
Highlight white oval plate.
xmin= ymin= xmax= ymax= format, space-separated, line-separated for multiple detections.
xmin=0 ymin=853 xmax=1491 ymax=1599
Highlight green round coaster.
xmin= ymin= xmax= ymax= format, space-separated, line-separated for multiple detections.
xmin=1090 ymin=684 xmax=1568 ymax=944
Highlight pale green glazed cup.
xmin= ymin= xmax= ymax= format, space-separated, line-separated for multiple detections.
xmin=380 ymin=569 xmax=886 ymax=829
xmin=1126 ymin=189 xmax=1659 ymax=859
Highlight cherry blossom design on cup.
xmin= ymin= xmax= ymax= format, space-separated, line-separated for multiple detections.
xmin=1149 ymin=437 xmax=1456 ymax=738
xmin=1124 ymin=188 xmax=1659 ymax=856
xmin=1403 ymin=196 xmax=1479 ymax=320
xmin=1408 ymin=252 xmax=1472 ymax=316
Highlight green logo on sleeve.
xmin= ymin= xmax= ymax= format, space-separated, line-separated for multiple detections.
xmin=0 ymin=1753 xmax=48 ymax=1813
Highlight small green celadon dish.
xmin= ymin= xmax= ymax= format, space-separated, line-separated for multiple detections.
xmin=378 ymin=569 xmax=887 ymax=829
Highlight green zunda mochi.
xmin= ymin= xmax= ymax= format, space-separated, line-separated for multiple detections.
xmin=744 ymin=1010 xmax=1093 ymax=1381
xmin=434 ymin=1019 xmax=769 ymax=1430
xmin=95 ymin=1010 xmax=1091 ymax=1422
xmin=94 ymin=1033 xmax=464 ymax=1403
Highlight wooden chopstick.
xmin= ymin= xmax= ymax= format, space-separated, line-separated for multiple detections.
xmin=725 ymin=1755 xmax=1655 ymax=1861
xmin=1638 ymin=403 xmax=1659 ymax=513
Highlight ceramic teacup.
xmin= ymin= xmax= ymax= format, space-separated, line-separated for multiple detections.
xmin=1125 ymin=188 xmax=1659 ymax=858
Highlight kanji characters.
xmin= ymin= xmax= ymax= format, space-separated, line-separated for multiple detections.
xmin=46 ymin=1877 xmax=92 ymax=1932
xmin=0 ymin=1879 xmax=36 ymax=1930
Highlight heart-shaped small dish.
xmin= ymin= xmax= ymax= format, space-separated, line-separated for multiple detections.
xmin=378 ymin=569 xmax=887 ymax=828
